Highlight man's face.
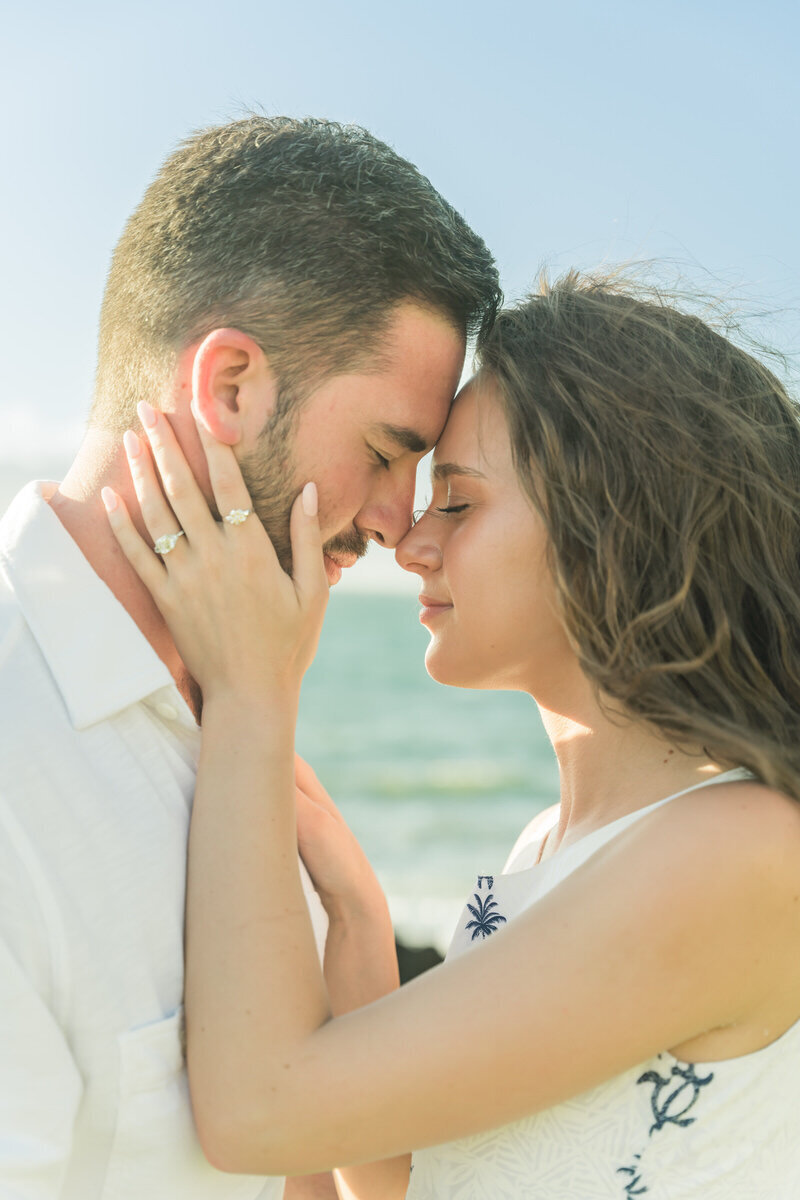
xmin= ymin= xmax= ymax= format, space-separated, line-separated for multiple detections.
xmin=240 ymin=303 xmax=465 ymax=584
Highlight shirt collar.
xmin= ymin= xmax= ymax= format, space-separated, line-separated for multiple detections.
xmin=0 ymin=481 xmax=174 ymax=730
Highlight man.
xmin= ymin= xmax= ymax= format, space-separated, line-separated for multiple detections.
xmin=0 ymin=116 xmax=499 ymax=1199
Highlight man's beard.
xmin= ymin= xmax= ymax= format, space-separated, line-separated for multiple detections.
xmin=237 ymin=406 xmax=369 ymax=575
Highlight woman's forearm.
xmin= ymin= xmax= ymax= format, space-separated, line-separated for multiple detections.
xmin=187 ymin=689 xmax=408 ymax=1191
xmin=324 ymin=909 xmax=409 ymax=1200
xmin=186 ymin=691 xmax=330 ymax=1161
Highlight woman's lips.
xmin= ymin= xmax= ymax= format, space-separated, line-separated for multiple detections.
xmin=418 ymin=593 xmax=453 ymax=624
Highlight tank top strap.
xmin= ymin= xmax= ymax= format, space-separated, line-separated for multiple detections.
xmin=506 ymin=767 xmax=755 ymax=880
xmin=584 ymin=766 xmax=755 ymax=848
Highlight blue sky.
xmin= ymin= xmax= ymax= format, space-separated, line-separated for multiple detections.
xmin=2 ymin=0 xmax=798 ymax=584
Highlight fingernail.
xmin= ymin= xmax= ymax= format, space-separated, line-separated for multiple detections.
xmin=302 ymin=481 xmax=318 ymax=517
xmin=138 ymin=400 xmax=158 ymax=429
xmin=123 ymin=430 xmax=141 ymax=458
xmin=101 ymin=487 xmax=118 ymax=512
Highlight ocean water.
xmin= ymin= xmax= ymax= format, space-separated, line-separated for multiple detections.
xmin=297 ymin=592 xmax=559 ymax=951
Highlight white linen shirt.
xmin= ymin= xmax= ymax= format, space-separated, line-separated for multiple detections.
xmin=0 ymin=482 xmax=328 ymax=1200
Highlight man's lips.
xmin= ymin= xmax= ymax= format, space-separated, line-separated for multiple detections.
xmin=325 ymin=552 xmax=359 ymax=569
xmin=418 ymin=592 xmax=453 ymax=624
xmin=323 ymin=552 xmax=359 ymax=586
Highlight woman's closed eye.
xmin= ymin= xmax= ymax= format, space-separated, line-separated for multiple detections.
xmin=412 ymin=502 xmax=470 ymax=524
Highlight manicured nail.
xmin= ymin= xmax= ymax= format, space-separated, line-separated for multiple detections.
xmin=123 ymin=430 xmax=142 ymax=458
xmin=138 ymin=400 xmax=158 ymax=429
xmin=101 ymin=487 xmax=118 ymax=512
xmin=302 ymin=481 xmax=318 ymax=517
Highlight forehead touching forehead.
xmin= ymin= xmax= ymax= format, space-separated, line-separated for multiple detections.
xmin=431 ymin=374 xmax=511 ymax=480
xmin=351 ymin=301 xmax=466 ymax=445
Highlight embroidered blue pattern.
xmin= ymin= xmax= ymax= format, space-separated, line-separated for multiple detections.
xmin=637 ymin=1061 xmax=715 ymax=1135
xmin=617 ymin=1153 xmax=646 ymax=1196
xmin=464 ymin=888 xmax=507 ymax=940
xmin=616 ymin=1059 xmax=715 ymax=1195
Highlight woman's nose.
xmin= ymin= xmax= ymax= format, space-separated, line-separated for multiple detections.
xmin=395 ymin=515 xmax=442 ymax=575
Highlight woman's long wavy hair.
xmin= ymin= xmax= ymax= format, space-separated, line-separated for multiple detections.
xmin=478 ymin=270 xmax=800 ymax=800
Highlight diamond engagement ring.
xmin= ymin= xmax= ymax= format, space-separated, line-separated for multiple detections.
xmin=154 ymin=530 xmax=185 ymax=555
xmin=223 ymin=508 xmax=253 ymax=525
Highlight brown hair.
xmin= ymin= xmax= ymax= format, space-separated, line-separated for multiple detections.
xmin=92 ymin=116 xmax=500 ymax=432
xmin=478 ymin=270 xmax=800 ymax=799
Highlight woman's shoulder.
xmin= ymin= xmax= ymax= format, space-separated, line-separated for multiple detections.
xmin=503 ymin=802 xmax=560 ymax=872
xmin=613 ymin=776 xmax=800 ymax=948
xmin=602 ymin=777 xmax=800 ymax=1058
xmin=650 ymin=775 xmax=800 ymax=857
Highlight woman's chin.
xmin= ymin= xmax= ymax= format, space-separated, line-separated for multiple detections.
xmin=423 ymin=642 xmax=449 ymax=685
xmin=424 ymin=643 xmax=483 ymax=690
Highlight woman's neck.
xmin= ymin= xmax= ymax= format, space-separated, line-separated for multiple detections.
xmin=536 ymin=687 xmax=724 ymax=854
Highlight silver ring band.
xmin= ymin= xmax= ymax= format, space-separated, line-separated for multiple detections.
xmin=154 ymin=530 xmax=185 ymax=555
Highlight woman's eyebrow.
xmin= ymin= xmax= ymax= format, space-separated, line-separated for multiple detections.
xmin=431 ymin=463 xmax=486 ymax=482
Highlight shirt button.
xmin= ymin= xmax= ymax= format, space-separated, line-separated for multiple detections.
xmin=156 ymin=701 xmax=179 ymax=721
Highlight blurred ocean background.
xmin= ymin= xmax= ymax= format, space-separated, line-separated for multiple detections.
xmin=297 ymin=590 xmax=558 ymax=953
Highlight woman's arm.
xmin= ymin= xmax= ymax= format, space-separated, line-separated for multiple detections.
xmin=293 ymin=761 xmax=410 ymax=1199
xmin=193 ymin=704 xmax=412 ymax=1194
xmin=106 ymin=406 xmax=800 ymax=1178
xmin=187 ymin=757 xmax=800 ymax=1176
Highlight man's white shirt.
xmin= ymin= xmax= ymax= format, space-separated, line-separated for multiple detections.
xmin=0 ymin=482 xmax=328 ymax=1199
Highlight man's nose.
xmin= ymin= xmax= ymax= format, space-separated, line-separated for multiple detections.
xmin=359 ymin=470 xmax=417 ymax=549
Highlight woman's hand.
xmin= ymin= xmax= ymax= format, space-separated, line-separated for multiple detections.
xmin=294 ymin=754 xmax=388 ymax=921
xmin=294 ymin=754 xmax=400 ymax=1024
xmin=102 ymin=400 xmax=328 ymax=704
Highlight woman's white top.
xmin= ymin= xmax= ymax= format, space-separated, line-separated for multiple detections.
xmin=406 ymin=768 xmax=800 ymax=1199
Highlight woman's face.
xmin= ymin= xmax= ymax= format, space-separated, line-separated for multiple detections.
xmin=396 ymin=375 xmax=574 ymax=695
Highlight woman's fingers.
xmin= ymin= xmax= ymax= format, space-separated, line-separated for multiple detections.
xmin=101 ymin=488 xmax=168 ymax=599
xmin=136 ymin=401 xmax=215 ymax=543
xmin=122 ymin=429 xmax=184 ymax=553
xmin=290 ymin=483 xmax=328 ymax=603
xmin=294 ymin=755 xmax=341 ymax=820
xmin=194 ymin=417 xmax=258 ymax=530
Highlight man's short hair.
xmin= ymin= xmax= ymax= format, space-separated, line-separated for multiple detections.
xmin=91 ymin=116 xmax=501 ymax=432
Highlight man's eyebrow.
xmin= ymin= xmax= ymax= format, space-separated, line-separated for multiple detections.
xmin=372 ymin=423 xmax=429 ymax=454
xmin=431 ymin=462 xmax=486 ymax=482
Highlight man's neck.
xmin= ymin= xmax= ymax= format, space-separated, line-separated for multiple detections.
xmin=50 ymin=428 xmax=202 ymax=721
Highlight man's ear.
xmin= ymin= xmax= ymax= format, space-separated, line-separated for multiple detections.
xmin=190 ymin=328 xmax=278 ymax=446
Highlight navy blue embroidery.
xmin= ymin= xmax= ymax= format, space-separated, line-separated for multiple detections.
xmin=465 ymin=891 xmax=507 ymax=940
xmin=615 ymin=1059 xmax=715 ymax=1195
xmin=637 ymin=1061 xmax=714 ymax=1135
xmin=476 ymin=874 xmax=494 ymax=890
xmin=616 ymin=1154 xmax=646 ymax=1196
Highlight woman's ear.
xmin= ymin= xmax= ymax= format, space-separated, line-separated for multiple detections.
xmin=191 ymin=328 xmax=278 ymax=446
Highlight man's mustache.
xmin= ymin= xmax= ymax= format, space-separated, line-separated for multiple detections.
xmin=323 ymin=526 xmax=370 ymax=560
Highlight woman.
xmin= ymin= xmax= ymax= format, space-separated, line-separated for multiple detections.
xmin=104 ymin=272 xmax=800 ymax=1198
